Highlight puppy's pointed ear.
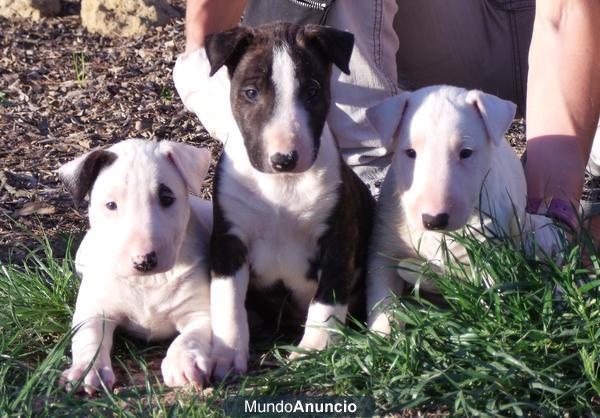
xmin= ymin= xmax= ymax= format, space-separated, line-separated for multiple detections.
xmin=205 ymin=27 xmax=254 ymax=77
xmin=465 ymin=90 xmax=516 ymax=146
xmin=366 ymin=93 xmax=410 ymax=151
xmin=159 ymin=141 xmax=211 ymax=196
xmin=303 ymin=25 xmax=354 ymax=75
xmin=58 ymin=149 xmax=117 ymax=207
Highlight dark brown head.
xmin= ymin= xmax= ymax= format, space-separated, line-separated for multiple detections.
xmin=205 ymin=22 xmax=354 ymax=173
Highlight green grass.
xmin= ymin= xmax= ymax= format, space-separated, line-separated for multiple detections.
xmin=160 ymin=86 xmax=173 ymax=102
xmin=0 ymin=91 xmax=8 ymax=107
xmin=1 ymin=228 xmax=599 ymax=416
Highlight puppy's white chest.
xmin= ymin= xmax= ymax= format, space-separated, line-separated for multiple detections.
xmin=249 ymin=210 xmax=320 ymax=302
xmin=220 ymin=165 xmax=338 ymax=306
xmin=401 ymin=214 xmax=493 ymax=291
xmin=75 ymin=265 xmax=207 ymax=342
xmin=253 ymin=201 xmax=329 ymax=306
xmin=120 ymin=288 xmax=177 ymax=340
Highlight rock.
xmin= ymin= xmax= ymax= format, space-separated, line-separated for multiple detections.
xmin=0 ymin=0 xmax=60 ymax=20
xmin=81 ymin=0 xmax=181 ymax=37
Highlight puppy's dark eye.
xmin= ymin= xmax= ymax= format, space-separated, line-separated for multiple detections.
xmin=405 ymin=149 xmax=417 ymax=159
xmin=460 ymin=148 xmax=473 ymax=159
xmin=105 ymin=201 xmax=117 ymax=211
xmin=158 ymin=184 xmax=175 ymax=208
xmin=244 ymin=88 xmax=259 ymax=101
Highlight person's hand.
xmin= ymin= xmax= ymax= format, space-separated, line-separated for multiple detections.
xmin=183 ymin=0 xmax=246 ymax=56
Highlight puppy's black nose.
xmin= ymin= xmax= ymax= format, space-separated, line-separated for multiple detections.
xmin=132 ymin=251 xmax=157 ymax=272
xmin=422 ymin=213 xmax=449 ymax=230
xmin=270 ymin=151 xmax=298 ymax=172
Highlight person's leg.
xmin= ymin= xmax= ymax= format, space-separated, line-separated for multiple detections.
xmin=326 ymin=0 xmax=400 ymax=194
xmin=524 ymin=1 xmax=600 ymax=241
xmin=394 ymin=0 xmax=535 ymax=115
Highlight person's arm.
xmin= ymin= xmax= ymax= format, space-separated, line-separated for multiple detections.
xmin=184 ymin=0 xmax=247 ymax=54
xmin=525 ymin=0 xmax=600 ymax=211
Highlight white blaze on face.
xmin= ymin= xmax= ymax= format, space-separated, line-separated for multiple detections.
xmin=402 ymin=129 xmax=454 ymax=228
xmin=262 ymin=46 xmax=313 ymax=172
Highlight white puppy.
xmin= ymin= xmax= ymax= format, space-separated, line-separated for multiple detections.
xmin=58 ymin=139 xmax=213 ymax=393
xmin=365 ymin=85 xmax=562 ymax=335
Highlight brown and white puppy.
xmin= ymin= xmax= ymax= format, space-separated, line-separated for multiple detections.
xmin=365 ymin=85 xmax=562 ymax=335
xmin=204 ymin=22 xmax=374 ymax=379
xmin=59 ymin=139 xmax=213 ymax=393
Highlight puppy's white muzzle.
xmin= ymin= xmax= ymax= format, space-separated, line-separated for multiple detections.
xmin=113 ymin=234 xmax=176 ymax=277
xmin=263 ymin=124 xmax=314 ymax=173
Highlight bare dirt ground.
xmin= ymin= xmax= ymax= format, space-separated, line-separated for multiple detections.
xmin=0 ymin=1 xmax=220 ymax=263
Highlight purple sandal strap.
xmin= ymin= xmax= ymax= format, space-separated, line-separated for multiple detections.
xmin=526 ymin=197 xmax=578 ymax=230
xmin=546 ymin=198 xmax=578 ymax=230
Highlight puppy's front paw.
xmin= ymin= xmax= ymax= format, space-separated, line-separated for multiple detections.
xmin=369 ymin=312 xmax=392 ymax=336
xmin=61 ymin=362 xmax=115 ymax=395
xmin=161 ymin=345 xmax=211 ymax=388
xmin=290 ymin=329 xmax=331 ymax=360
xmin=210 ymin=340 xmax=248 ymax=381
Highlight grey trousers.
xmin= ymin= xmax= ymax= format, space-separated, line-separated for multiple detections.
xmin=394 ymin=0 xmax=535 ymax=116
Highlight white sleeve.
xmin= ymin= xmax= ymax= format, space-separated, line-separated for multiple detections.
xmin=172 ymin=49 xmax=240 ymax=144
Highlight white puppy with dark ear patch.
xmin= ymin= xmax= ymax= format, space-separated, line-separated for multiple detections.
xmin=58 ymin=139 xmax=213 ymax=393
xmin=366 ymin=85 xmax=562 ymax=335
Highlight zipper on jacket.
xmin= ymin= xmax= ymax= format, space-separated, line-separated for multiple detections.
xmin=287 ymin=0 xmax=329 ymax=11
